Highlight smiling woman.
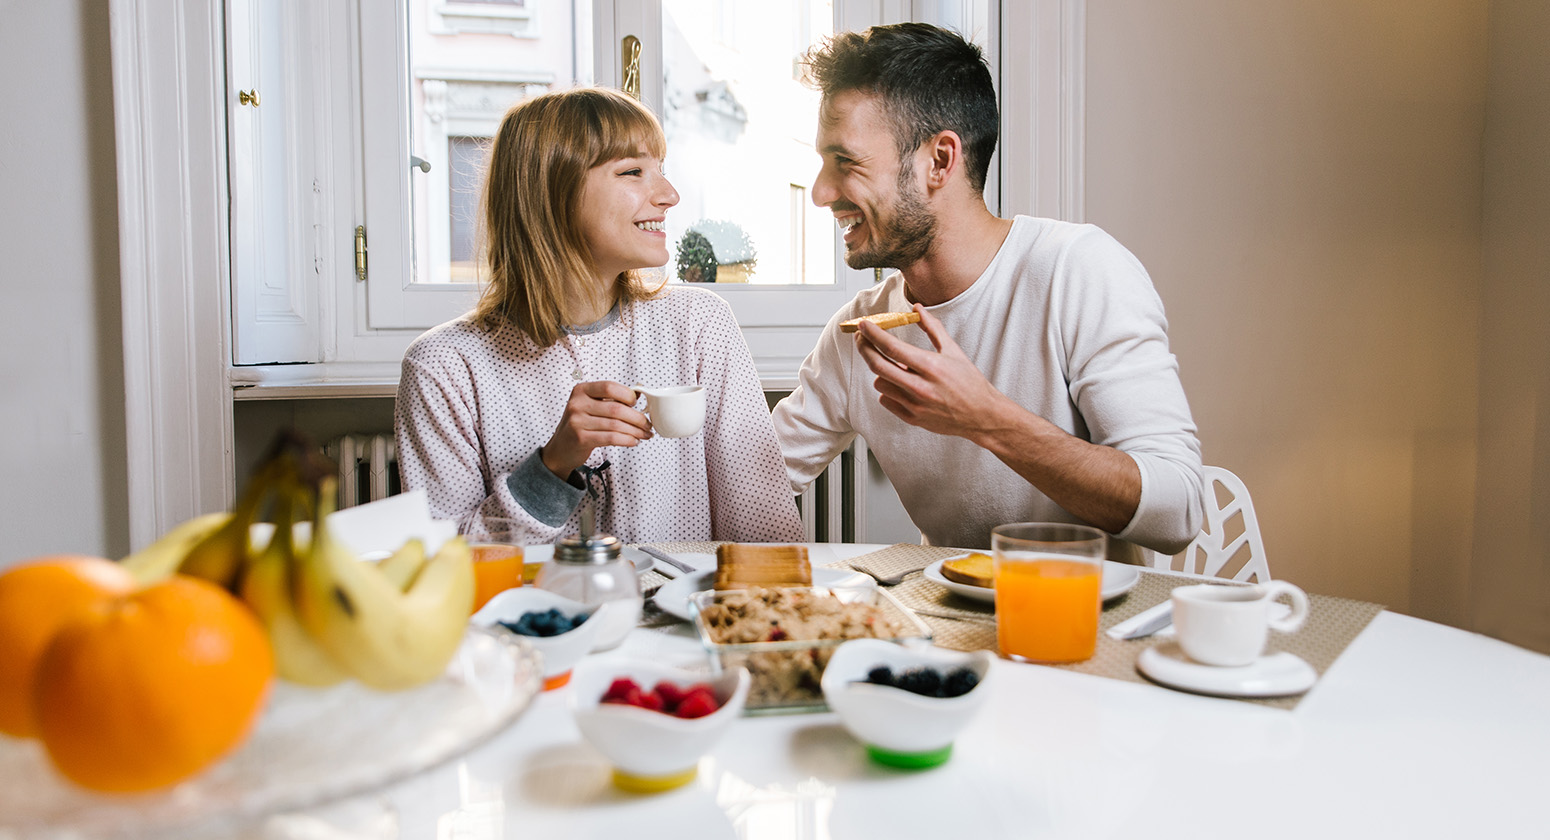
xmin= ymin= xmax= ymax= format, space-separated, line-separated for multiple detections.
xmin=393 ymin=87 xmax=804 ymax=550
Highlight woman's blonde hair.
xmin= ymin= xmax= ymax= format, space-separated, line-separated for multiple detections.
xmin=472 ymin=87 xmax=668 ymax=346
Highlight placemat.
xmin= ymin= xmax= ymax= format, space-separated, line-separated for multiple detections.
xmin=832 ymin=544 xmax=1385 ymax=711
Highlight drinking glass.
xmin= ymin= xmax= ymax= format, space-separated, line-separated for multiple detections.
xmin=460 ymin=518 xmax=526 ymax=611
xmin=992 ymin=522 xmax=1107 ymax=664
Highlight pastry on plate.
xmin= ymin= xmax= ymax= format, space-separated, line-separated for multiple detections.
xmin=713 ymin=545 xmax=812 ymax=591
xmin=938 ymin=552 xmax=994 ymax=588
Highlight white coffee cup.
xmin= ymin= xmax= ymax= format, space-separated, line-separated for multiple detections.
xmin=1170 ymin=581 xmax=1310 ymax=667
xmin=635 ymin=384 xmax=705 ymax=438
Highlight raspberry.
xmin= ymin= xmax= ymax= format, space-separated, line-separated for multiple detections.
xmin=653 ymin=681 xmax=686 ymax=710
xmin=674 ymin=688 xmax=720 ymax=719
xmin=636 ymin=690 xmax=665 ymax=712
xmin=601 ymin=677 xmax=642 ymax=704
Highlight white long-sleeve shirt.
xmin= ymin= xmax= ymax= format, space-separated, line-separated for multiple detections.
xmin=773 ymin=216 xmax=1203 ymax=554
xmin=396 ymin=286 xmax=804 ymax=545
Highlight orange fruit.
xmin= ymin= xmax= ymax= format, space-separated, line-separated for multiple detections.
xmin=33 ymin=575 xmax=275 ymax=793
xmin=0 ymin=556 xmax=137 ymax=738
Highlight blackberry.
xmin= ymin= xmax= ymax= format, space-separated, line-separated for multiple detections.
xmin=896 ymin=667 xmax=942 ymax=697
xmin=865 ymin=665 xmax=895 ymax=687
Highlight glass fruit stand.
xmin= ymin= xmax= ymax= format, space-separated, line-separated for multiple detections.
xmin=0 ymin=628 xmax=542 ymax=839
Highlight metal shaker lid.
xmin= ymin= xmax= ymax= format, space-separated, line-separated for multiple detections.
xmin=553 ymin=532 xmax=622 ymax=565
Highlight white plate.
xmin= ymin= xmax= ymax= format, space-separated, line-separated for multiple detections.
xmin=652 ymin=568 xmax=877 ymax=622
xmin=922 ymin=558 xmax=1141 ymax=603
xmin=1136 ymin=641 xmax=1317 ymax=698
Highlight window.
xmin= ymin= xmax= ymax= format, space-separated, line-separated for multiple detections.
xmin=224 ymin=1 xmax=1068 ymax=380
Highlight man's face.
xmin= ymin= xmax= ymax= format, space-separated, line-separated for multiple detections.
xmin=812 ymin=90 xmax=935 ymax=271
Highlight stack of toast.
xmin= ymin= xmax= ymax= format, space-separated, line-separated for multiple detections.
xmin=713 ymin=544 xmax=812 ymax=591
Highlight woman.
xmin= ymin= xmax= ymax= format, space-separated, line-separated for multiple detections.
xmin=395 ymin=87 xmax=804 ymax=546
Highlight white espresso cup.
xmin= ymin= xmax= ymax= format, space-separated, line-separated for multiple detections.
xmin=1170 ymin=580 xmax=1310 ymax=666
xmin=635 ymin=384 xmax=705 ymax=438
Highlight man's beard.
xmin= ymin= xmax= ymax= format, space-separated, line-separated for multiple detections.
xmin=844 ymin=162 xmax=936 ymax=270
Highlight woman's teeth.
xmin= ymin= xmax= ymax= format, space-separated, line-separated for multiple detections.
xmin=635 ymin=220 xmax=664 ymax=232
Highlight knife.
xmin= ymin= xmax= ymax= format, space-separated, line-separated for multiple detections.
xmin=1108 ymin=601 xmax=1174 ymax=641
xmin=637 ymin=545 xmax=697 ymax=576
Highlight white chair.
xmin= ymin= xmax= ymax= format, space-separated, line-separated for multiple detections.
xmin=1149 ymin=466 xmax=1271 ymax=582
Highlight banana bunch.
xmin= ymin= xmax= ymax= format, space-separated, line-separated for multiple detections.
xmin=290 ymin=476 xmax=475 ymax=691
xmin=116 ymin=430 xmax=475 ymax=691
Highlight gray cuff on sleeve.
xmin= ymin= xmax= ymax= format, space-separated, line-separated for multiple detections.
xmin=506 ymin=449 xmax=584 ymax=527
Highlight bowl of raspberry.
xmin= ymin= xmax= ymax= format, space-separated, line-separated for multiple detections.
xmin=472 ymin=587 xmax=600 ymax=690
xmin=820 ymin=639 xmax=992 ymax=769
xmin=569 ymin=660 xmax=750 ymax=793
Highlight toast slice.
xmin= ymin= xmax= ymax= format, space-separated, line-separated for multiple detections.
xmin=839 ymin=311 xmax=921 ymax=333
xmin=939 ymin=552 xmax=994 ymax=588
xmin=713 ymin=544 xmax=812 ymax=591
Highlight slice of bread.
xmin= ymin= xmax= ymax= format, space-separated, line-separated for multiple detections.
xmin=839 ymin=311 xmax=921 ymax=333
xmin=713 ymin=544 xmax=812 ymax=591
xmin=939 ymin=552 xmax=994 ymax=588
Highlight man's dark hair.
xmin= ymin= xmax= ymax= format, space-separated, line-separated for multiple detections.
xmin=804 ymin=22 xmax=998 ymax=193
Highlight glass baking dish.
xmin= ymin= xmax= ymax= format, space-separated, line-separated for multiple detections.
xmin=688 ymin=586 xmax=933 ymax=714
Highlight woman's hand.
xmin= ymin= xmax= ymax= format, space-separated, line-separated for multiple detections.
xmin=540 ymin=381 xmax=653 ymax=478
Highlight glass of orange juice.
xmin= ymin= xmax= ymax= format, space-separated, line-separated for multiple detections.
xmin=461 ymin=519 xmax=526 ymax=611
xmin=992 ymin=522 xmax=1107 ymax=664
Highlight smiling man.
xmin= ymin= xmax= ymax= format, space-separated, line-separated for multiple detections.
xmin=772 ymin=23 xmax=1203 ymax=557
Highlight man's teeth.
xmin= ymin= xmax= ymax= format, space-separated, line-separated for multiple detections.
xmin=635 ymin=220 xmax=664 ymax=232
xmin=837 ymin=217 xmax=860 ymax=234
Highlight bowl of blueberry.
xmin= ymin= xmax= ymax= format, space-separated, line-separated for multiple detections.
xmin=570 ymin=659 xmax=750 ymax=793
xmin=819 ymin=639 xmax=992 ymax=769
xmin=471 ymin=588 xmax=599 ymax=690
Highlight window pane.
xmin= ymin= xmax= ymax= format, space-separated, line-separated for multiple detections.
xmin=662 ymin=0 xmax=836 ymax=286
xmin=404 ymin=1 xmax=581 ymax=285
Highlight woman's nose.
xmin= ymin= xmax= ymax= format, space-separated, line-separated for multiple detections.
xmin=655 ymin=173 xmax=680 ymax=208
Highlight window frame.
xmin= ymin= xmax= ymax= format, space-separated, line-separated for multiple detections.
xmin=111 ymin=0 xmax=1085 ymax=543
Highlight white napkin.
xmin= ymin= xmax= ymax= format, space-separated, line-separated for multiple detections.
xmin=322 ymin=489 xmax=457 ymax=557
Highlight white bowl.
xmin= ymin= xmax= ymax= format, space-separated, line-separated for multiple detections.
xmin=820 ymin=639 xmax=992 ymax=768
xmin=471 ymin=588 xmax=600 ymax=690
xmin=570 ymin=659 xmax=749 ymax=792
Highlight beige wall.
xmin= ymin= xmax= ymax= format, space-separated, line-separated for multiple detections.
xmin=1085 ymin=2 xmax=1489 ymax=628
xmin=1474 ymin=0 xmax=1550 ymax=653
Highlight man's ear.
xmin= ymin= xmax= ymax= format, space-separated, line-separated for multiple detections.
xmin=924 ymin=130 xmax=963 ymax=190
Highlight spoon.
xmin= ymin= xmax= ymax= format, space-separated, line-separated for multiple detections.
xmin=849 ymin=564 xmax=927 ymax=586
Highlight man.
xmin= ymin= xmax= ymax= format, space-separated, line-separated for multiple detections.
xmin=772 ymin=23 xmax=1203 ymax=556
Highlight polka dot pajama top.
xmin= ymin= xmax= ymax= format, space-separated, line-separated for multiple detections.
xmin=395 ymin=286 xmax=805 ymax=546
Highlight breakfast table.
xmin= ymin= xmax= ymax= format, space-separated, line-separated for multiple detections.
xmin=296 ymin=541 xmax=1547 ymax=840
xmin=12 ymin=542 xmax=1544 ymax=840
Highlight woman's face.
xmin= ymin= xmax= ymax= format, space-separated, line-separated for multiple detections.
xmin=575 ymin=150 xmax=679 ymax=285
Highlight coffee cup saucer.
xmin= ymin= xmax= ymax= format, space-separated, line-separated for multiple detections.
xmin=1136 ymin=641 xmax=1317 ymax=698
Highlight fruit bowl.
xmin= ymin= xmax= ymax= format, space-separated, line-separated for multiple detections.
xmin=819 ymin=639 xmax=992 ymax=769
xmin=471 ymin=587 xmax=600 ymax=690
xmin=0 ymin=627 xmax=541 ymax=839
xmin=569 ymin=659 xmax=749 ymax=793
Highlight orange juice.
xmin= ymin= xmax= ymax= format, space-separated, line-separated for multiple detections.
xmin=469 ymin=544 xmax=524 ymax=611
xmin=994 ymin=557 xmax=1102 ymax=663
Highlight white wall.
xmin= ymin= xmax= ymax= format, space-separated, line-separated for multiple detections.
xmin=0 ymin=0 xmax=129 ymax=566
xmin=1474 ymin=0 xmax=1550 ymax=653
xmin=1085 ymin=1 xmax=1488 ymax=626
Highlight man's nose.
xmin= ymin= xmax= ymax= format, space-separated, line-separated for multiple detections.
xmin=810 ymin=164 xmax=837 ymax=207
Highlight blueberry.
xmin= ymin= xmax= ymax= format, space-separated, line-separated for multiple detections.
xmin=865 ymin=665 xmax=895 ymax=687
xmin=896 ymin=667 xmax=942 ymax=697
xmin=943 ymin=667 xmax=979 ymax=698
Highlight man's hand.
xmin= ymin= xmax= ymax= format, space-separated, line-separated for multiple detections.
xmin=541 ymin=381 xmax=653 ymax=479
xmin=854 ymin=304 xmax=1013 ymax=440
xmin=855 ymin=303 xmax=1142 ymax=533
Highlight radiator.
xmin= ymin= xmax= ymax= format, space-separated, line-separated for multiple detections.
xmin=324 ymin=434 xmax=399 ymax=509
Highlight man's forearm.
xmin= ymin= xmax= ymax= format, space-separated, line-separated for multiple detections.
xmin=970 ymin=395 xmax=1141 ymax=534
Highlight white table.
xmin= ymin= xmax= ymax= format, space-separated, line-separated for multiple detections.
xmin=349 ymin=544 xmax=1550 ymax=839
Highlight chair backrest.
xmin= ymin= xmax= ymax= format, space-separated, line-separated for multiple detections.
xmin=1149 ymin=466 xmax=1271 ymax=582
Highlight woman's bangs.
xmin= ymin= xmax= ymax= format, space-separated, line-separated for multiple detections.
xmin=591 ymin=101 xmax=666 ymax=165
